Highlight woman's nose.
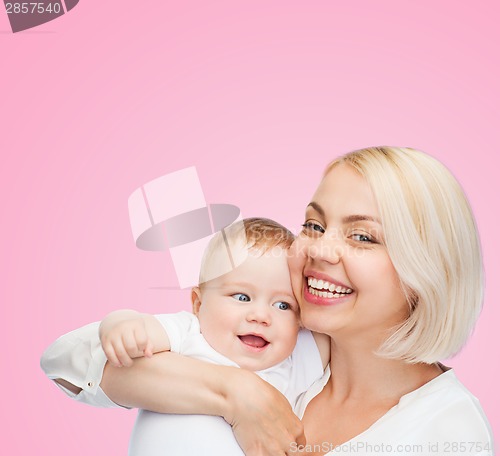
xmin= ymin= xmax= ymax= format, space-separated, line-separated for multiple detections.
xmin=296 ymin=230 xmax=343 ymax=266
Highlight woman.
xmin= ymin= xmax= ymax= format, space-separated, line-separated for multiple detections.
xmin=42 ymin=147 xmax=493 ymax=455
xmin=284 ymin=147 xmax=492 ymax=454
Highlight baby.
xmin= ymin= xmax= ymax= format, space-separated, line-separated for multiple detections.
xmin=41 ymin=218 xmax=329 ymax=455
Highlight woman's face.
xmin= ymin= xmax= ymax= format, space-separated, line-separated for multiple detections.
xmin=289 ymin=164 xmax=409 ymax=342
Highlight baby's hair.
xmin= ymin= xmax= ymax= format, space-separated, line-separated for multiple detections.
xmin=326 ymin=146 xmax=483 ymax=363
xmin=199 ymin=217 xmax=295 ymax=285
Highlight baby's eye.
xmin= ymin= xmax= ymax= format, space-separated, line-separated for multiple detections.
xmin=273 ymin=301 xmax=291 ymax=311
xmin=301 ymin=221 xmax=325 ymax=235
xmin=232 ymin=293 xmax=250 ymax=302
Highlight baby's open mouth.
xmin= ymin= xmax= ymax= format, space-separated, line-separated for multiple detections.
xmin=238 ymin=334 xmax=270 ymax=348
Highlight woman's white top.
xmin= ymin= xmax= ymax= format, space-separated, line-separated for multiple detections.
xmin=293 ymin=366 xmax=494 ymax=456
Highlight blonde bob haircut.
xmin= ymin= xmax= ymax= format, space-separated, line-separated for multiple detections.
xmin=326 ymin=147 xmax=483 ymax=364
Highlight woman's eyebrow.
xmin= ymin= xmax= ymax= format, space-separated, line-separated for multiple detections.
xmin=306 ymin=201 xmax=325 ymax=217
xmin=342 ymin=214 xmax=381 ymax=224
xmin=307 ymin=202 xmax=380 ymax=225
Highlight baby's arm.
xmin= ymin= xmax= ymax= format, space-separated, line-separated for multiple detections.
xmin=99 ymin=310 xmax=171 ymax=367
xmin=312 ymin=331 xmax=331 ymax=369
xmin=40 ymin=312 xmax=173 ymax=404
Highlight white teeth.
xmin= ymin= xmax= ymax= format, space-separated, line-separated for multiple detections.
xmin=308 ymin=287 xmax=351 ymax=299
xmin=307 ymin=277 xmax=354 ymax=295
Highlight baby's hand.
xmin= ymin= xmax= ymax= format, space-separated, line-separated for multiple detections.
xmin=99 ymin=310 xmax=154 ymax=367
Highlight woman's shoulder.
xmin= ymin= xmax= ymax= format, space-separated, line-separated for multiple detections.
xmin=399 ymin=368 xmax=486 ymax=413
xmin=390 ymin=368 xmax=493 ymax=446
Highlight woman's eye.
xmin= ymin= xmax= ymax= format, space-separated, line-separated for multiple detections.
xmin=231 ymin=293 xmax=250 ymax=302
xmin=273 ymin=301 xmax=290 ymax=311
xmin=351 ymin=233 xmax=373 ymax=243
xmin=301 ymin=221 xmax=325 ymax=235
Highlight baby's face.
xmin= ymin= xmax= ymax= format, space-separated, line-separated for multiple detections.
xmin=194 ymin=247 xmax=300 ymax=371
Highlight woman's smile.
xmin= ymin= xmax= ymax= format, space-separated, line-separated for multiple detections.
xmin=303 ymin=270 xmax=354 ymax=306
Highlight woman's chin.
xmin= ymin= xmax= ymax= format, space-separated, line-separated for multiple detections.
xmin=299 ymin=308 xmax=332 ymax=334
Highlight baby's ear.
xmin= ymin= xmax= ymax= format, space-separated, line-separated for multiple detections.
xmin=191 ymin=287 xmax=202 ymax=315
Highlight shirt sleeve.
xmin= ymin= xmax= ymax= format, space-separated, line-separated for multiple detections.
xmin=40 ymin=312 xmax=197 ymax=409
xmin=40 ymin=321 xmax=124 ymax=408
xmin=154 ymin=311 xmax=200 ymax=354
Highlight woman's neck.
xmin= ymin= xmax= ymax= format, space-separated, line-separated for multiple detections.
xmin=327 ymin=336 xmax=443 ymax=406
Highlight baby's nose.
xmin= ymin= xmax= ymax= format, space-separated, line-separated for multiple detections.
xmin=246 ymin=303 xmax=271 ymax=325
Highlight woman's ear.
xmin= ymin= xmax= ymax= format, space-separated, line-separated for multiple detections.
xmin=191 ymin=287 xmax=202 ymax=315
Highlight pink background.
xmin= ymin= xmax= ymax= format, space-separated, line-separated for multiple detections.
xmin=1 ymin=1 xmax=498 ymax=454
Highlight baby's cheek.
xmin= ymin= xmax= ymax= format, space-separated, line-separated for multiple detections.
xmin=287 ymin=324 xmax=300 ymax=347
xmin=288 ymin=235 xmax=308 ymax=264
